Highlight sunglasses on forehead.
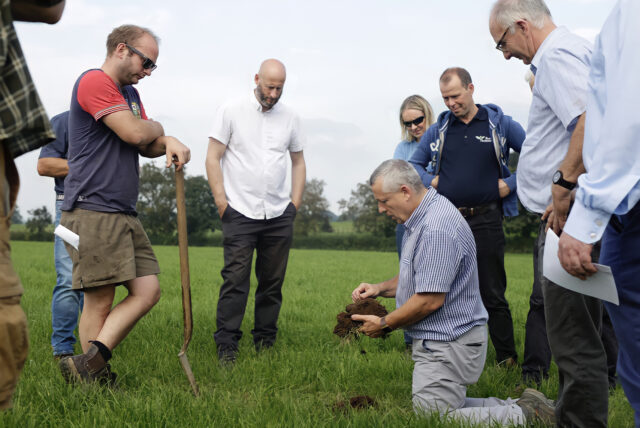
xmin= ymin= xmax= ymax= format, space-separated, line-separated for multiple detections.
xmin=125 ymin=43 xmax=157 ymax=71
xmin=403 ymin=116 xmax=425 ymax=127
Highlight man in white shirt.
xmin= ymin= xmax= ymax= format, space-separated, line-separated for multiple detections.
xmin=205 ymin=59 xmax=306 ymax=364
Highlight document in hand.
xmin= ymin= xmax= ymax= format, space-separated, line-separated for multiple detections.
xmin=543 ymin=229 xmax=619 ymax=305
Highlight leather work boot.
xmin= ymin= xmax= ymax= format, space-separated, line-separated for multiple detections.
xmin=516 ymin=388 xmax=556 ymax=425
xmin=58 ymin=343 xmax=111 ymax=384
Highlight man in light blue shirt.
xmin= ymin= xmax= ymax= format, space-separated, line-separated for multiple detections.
xmin=558 ymin=1 xmax=640 ymax=424
xmin=350 ymin=159 xmax=555 ymax=426
xmin=489 ymin=1 xmax=609 ymax=426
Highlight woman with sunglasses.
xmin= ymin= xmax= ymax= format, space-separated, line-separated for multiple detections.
xmin=393 ymin=94 xmax=434 ymax=349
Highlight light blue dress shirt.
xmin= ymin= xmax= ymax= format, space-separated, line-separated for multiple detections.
xmin=393 ymin=139 xmax=419 ymax=162
xmin=517 ymin=27 xmax=592 ymax=214
xmin=564 ymin=0 xmax=640 ymax=243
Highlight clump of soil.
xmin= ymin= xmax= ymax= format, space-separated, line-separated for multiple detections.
xmin=333 ymin=395 xmax=376 ymax=412
xmin=333 ymin=298 xmax=389 ymax=338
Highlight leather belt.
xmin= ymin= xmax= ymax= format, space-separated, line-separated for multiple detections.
xmin=458 ymin=201 xmax=500 ymax=218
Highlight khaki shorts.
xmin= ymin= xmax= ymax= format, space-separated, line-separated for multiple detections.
xmin=0 ymin=296 xmax=28 ymax=410
xmin=60 ymin=209 xmax=160 ymax=289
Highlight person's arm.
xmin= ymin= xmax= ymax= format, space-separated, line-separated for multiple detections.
xmin=138 ymin=136 xmax=191 ymax=171
xmin=101 ymin=111 xmax=164 ymax=147
xmin=205 ymin=137 xmax=228 ymax=217
xmin=290 ymin=150 xmax=305 ymax=209
xmin=550 ymin=113 xmax=586 ymax=234
xmin=408 ymin=131 xmax=436 ymax=187
xmin=499 ymin=117 xmax=526 ymax=197
xmin=10 ymin=0 xmax=65 ymax=23
xmin=37 ymin=157 xmax=67 ymax=177
xmin=352 ymin=274 xmax=399 ymax=302
xmin=352 ymin=292 xmax=446 ymax=338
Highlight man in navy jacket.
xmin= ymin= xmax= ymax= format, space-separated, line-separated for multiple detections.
xmin=409 ymin=67 xmax=525 ymax=366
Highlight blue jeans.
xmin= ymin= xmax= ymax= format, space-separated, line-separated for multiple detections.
xmin=52 ymin=199 xmax=83 ymax=356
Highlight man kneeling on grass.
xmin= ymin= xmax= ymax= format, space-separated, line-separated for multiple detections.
xmin=350 ymin=159 xmax=554 ymax=426
xmin=58 ymin=24 xmax=190 ymax=385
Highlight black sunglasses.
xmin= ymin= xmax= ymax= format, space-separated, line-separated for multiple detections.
xmin=125 ymin=43 xmax=157 ymax=71
xmin=495 ymin=27 xmax=510 ymax=52
xmin=403 ymin=116 xmax=425 ymax=127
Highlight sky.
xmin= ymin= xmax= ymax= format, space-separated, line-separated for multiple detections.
xmin=13 ymin=0 xmax=617 ymax=218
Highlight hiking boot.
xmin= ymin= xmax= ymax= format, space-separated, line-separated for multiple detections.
xmin=254 ymin=339 xmax=274 ymax=352
xmin=517 ymin=388 xmax=556 ymax=425
xmin=217 ymin=344 xmax=238 ymax=365
xmin=498 ymin=357 xmax=518 ymax=368
xmin=54 ymin=353 xmax=73 ymax=361
xmin=58 ymin=344 xmax=109 ymax=384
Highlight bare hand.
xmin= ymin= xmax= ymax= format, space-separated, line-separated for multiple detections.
xmin=217 ymin=202 xmax=228 ymax=218
xmin=558 ymin=232 xmax=597 ymax=280
xmin=550 ymin=184 xmax=572 ymax=235
xmin=165 ymin=137 xmax=191 ymax=171
xmin=350 ymin=314 xmax=384 ymax=338
xmin=430 ymin=175 xmax=439 ymax=189
xmin=351 ymin=283 xmax=379 ymax=302
xmin=542 ymin=204 xmax=554 ymax=232
xmin=498 ymin=179 xmax=510 ymax=198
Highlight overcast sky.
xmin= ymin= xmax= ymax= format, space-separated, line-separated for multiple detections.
xmin=13 ymin=0 xmax=616 ymax=218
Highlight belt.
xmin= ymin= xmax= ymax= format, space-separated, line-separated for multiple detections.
xmin=458 ymin=201 xmax=500 ymax=218
xmin=56 ymin=194 xmax=65 ymax=201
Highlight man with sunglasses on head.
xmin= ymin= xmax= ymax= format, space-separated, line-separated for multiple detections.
xmin=409 ymin=67 xmax=524 ymax=369
xmin=57 ymin=24 xmax=190 ymax=385
xmin=489 ymin=1 xmax=609 ymax=426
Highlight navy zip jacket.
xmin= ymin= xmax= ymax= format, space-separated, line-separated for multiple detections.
xmin=409 ymin=103 xmax=525 ymax=217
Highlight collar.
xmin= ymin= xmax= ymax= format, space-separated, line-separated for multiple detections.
xmin=403 ymin=189 xmax=435 ymax=233
xmin=450 ymin=104 xmax=486 ymax=125
xmin=531 ymin=26 xmax=568 ymax=71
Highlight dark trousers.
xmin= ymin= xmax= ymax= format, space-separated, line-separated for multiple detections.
xmin=466 ymin=206 xmax=517 ymax=363
xmin=523 ymin=221 xmax=619 ymax=389
xmin=601 ymin=204 xmax=640 ymax=426
xmin=530 ymin=221 xmax=609 ymax=427
xmin=214 ymin=203 xmax=295 ymax=348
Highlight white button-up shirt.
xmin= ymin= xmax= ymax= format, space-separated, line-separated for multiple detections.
xmin=209 ymin=93 xmax=304 ymax=220
xmin=517 ymin=27 xmax=592 ymax=214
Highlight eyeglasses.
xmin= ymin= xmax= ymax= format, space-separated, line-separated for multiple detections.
xmin=495 ymin=27 xmax=510 ymax=52
xmin=125 ymin=43 xmax=157 ymax=71
xmin=403 ymin=116 xmax=425 ymax=127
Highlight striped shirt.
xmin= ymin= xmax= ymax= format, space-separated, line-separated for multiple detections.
xmin=0 ymin=0 xmax=58 ymax=158
xmin=516 ymin=27 xmax=593 ymax=214
xmin=397 ymin=189 xmax=488 ymax=342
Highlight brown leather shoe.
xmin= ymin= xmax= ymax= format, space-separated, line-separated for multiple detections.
xmin=58 ymin=344 xmax=109 ymax=384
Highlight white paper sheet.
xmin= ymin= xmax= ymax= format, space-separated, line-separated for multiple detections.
xmin=54 ymin=224 xmax=79 ymax=251
xmin=543 ymin=229 xmax=619 ymax=305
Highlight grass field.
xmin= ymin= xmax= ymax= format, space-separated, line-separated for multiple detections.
xmin=2 ymin=242 xmax=634 ymax=427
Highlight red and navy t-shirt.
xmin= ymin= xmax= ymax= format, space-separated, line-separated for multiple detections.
xmin=62 ymin=69 xmax=148 ymax=214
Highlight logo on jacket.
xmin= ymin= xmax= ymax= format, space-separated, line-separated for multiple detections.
xmin=475 ymin=135 xmax=492 ymax=143
xmin=130 ymin=102 xmax=141 ymax=119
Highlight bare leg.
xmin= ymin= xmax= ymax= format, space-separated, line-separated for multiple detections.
xmin=94 ymin=275 xmax=161 ymax=350
xmin=78 ymin=285 xmax=116 ymax=352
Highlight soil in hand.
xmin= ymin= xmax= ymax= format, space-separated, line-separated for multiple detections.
xmin=333 ymin=298 xmax=389 ymax=338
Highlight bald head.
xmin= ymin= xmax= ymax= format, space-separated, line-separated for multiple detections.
xmin=254 ymin=59 xmax=286 ymax=111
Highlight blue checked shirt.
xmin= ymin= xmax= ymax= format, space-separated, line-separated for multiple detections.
xmin=396 ymin=189 xmax=488 ymax=342
xmin=565 ymin=0 xmax=640 ymax=243
xmin=517 ymin=27 xmax=592 ymax=214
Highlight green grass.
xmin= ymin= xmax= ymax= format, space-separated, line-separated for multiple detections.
xmin=1 ymin=242 xmax=634 ymax=427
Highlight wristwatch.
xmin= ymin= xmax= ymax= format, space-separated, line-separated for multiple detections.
xmin=552 ymin=170 xmax=576 ymax=190
xmin=380 ymin=317 xmax=393 ymax=334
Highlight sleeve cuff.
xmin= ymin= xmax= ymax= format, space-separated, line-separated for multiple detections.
xmin=564 ymin=200 xmax=612 ymax=244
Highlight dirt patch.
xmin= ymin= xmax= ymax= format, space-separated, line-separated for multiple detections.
xmin=333 ymin=298 xmax=389 ymax=338
xmin=333 ymin=395 xmax=376 ymax=412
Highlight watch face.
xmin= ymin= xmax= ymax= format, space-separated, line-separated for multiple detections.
xmin=553 ymin=171 xmax=561 ymax=183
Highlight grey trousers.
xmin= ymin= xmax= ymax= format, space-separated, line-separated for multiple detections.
xmin=412 ymin=325 xmax=525 ymax=426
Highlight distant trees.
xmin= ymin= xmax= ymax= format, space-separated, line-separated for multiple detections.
xmin=11 ymin=207 xmax=23 ymax=224
xmin=26 ymin=205 xmax=52 ymax=240
xmin=137 ymin=163 xmax=219 ymax=244
xmin=338 ymin=182 xmax=396 ymax=237
xmin=294 ymin=179 xmax=333 ymax=236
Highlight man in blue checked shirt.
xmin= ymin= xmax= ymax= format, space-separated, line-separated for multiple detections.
xmin=558 ymin=1 xmax=640 ymax=425
xmin=351 ymin=159 xmax=554 ymax=426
